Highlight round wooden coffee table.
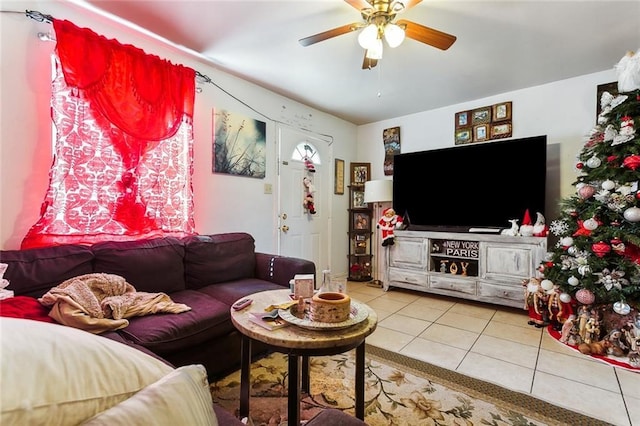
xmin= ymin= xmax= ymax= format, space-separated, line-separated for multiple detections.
xmin=230 ymin=289 xmax=377 ymax=426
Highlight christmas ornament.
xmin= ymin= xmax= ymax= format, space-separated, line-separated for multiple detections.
xmin=586 ymin=156 xmax=602 ymax=168
xmin=578 ymin=264 xmax=591 ymax=276
xmin=637 ymin=191 xmax=640 ymax=200
xmin=591 ymin=241 xmax=611 ymax=258
xmin=568 ymin=276 xmax=579 ymax=286
xmin=583 ymin=218 xmax=599 ymax=231
xmin=560 ymin=236 xmax=574 ymax=247
xmin=601 ymin=180 xmax=615 ymax=191
xmin=613 ymin=301 xmax=631 ymax=315
xmin=623 ymin=207 xmax=640 ymax=222
xmin=540 ymin=279 xmax=554 ymax=291
xmin=559 ymin=293 xmax=572 ymax=303
xmin=578 ymin=185 xmax=596 ymax=199
xmin=622 ymin=155 xmax=640 ymax=171
xmin=576 ymin=162 xmax=584 ymax=169
xmin=575 ymin=288 xmax=595 ymax=305
xmin=611 ymin=238 xmax=626 ymax=254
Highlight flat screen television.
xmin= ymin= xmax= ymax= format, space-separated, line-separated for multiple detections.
xmin=393 ymin=135 xmax=547 ymax=232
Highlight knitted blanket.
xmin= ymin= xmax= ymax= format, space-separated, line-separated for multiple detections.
xmin=39 ymin=273 xmax=191 ymax=333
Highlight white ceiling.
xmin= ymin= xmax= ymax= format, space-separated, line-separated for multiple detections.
xmin=81 ymin=0 xmax=640 ymax=125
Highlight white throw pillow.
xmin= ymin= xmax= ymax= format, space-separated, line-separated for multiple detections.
xmin=82 ymin=364 xmax=218 ymax=426
xmin=1 ymin=317 xmax=174 ymax=425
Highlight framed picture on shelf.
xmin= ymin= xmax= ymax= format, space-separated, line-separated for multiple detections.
xmin=455 ymin=110 xmax=471 ymax=128
xmin=334 ymin=158 xmax=345 ymax=195
xmin=473 ymin=124 xmax=489 ymax=142
xmin=353 ymin=211 xmax=370 ymax=231
xmin=471 ymin=107 xmax=491 ymax=125
xmin=350 ymin=162 xmax=370 ymax=186
xmin=351 ymin=189 xmax=365 ymax=209
xmin=490 ymin=121 xmax=513 ymax=139
xmin=492 ymin=101 xmax=512 ymax=121
xmin=454 ymin=127 xmax=472 ymax=145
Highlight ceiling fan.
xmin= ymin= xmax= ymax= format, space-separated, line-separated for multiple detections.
xmin=299 ymin=0 xmax=457 ymax=69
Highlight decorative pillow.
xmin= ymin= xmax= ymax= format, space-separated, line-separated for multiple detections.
xmin=0 ymin=295 xmax=55 ymax=323
xmin=82 ymin=365 xmax=218 ymax=426
xmin=1 ymin=317 xmax=174 ymax=425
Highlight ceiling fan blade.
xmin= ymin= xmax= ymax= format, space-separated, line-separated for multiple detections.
xmin=299 ymin=23 xmax=361 ymax=47
xmin=395 ymin=0 xmax=423 ymax=12
xmin=397 ymin=19 xmax=457 ymax=50
xmin=344 ymin=0 xmax=373 ymax=12
xmin=362 ymin=51 xmax=378 ymax=69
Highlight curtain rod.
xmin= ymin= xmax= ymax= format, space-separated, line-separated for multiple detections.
xmin=3 ymin=9 xmax=334 ymax=143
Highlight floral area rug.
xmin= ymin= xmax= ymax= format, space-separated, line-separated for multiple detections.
xmin=210 ymin=345 xmax=608 ymax=426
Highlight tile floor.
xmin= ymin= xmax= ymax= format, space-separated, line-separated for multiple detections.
xmin=346 ymin=281 xmax=640 ymax=426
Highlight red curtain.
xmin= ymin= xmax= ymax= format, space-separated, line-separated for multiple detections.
xmin=21 ymin=20 xmax=196 ymax=249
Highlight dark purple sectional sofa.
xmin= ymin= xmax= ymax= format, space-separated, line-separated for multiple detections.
xmin=2 ymin=232 xmax=370 ymax=425
xmin=1 ymin=232 xmax=314 ymax=379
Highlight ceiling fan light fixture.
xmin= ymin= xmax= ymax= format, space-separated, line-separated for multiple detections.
xmin=358 ymin=23 xmax=378 ymax=49
xmin=365 ymin=38 xmax=384 ymax=60
xmin=384 ymin=23 xmax=405 ymax=48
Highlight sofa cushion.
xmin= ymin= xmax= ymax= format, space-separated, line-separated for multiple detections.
xmin=184 ymin=233 xmax=256 ymax=289
xmin=1 ymin=244 xmax=94 ymax=297
xmin=91 ymin=237 xmax=186 ymax=294
xmin=1 ymin=317 xmax=173 ymax=426
xmin=196 ymin=278 xmax=284 ymax=306
xmin=117 ymin=290 xmax=233 ymax=353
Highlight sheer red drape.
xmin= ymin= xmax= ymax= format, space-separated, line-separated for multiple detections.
xmin=21 ymin=20 xmax=196 ymax=249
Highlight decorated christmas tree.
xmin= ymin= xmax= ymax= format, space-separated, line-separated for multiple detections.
xmin=537 ymin=50 xmax=640 ymax=367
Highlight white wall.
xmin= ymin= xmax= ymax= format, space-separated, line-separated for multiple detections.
xmin=0 ymin=0 xmax=357 ymax=275
xmin=356 ymin=69 xmax=618 ymax=226
xmin=0 ymin=0 xmax=621 ymax=275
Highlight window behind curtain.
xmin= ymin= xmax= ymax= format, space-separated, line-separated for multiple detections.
xmin=21 ymin=20 xmax=196 ymax=249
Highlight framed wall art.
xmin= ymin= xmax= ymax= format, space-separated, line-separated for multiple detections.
xmin=212 ymin=109 xmax=266 ymax=178
xmin=351 ymin=188 xmax=365 ymax=209
xmin=334 ymin=158 xmax=345 ymax=195
xmin=455 ymin=111 xmax=471 ymax=128
xmin=353 ymin=211 xmax=371 ymax=230
xmin=471 ymin=107 xmax=491 ymax=125
xmin=492 ymin=101 xmax=512 ymax=121
xmin=350 ymin=162 xmax=370 ymax=187
xmin=473 ymin=124 xmax=489 ymax=142
xmin=490 ymin=122 xmax=513 ymax=139
xmin=383 ymin=127 xmax=401 ymax=176
xmin=454 ymin=128 xmax=472 ymax=145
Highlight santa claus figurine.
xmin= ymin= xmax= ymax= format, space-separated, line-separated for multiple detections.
xmin=378 ymin=208 xmax=403 ymax=246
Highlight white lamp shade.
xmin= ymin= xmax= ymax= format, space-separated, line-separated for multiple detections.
xmin=365 ymin=38 xmax=384 ymax=60
xmin=358 ymin=24 xmax=378 ymax=49
xmin=364 ymin=179 xmax=393 ymax=203
xmin=384 ymin=24 xmax=405 ymax=48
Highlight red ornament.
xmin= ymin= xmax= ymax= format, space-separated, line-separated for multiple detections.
xmin=591 ymin=241 xmax=611 ymax=257
xmin=623 ymin=155 xmax=640 ymax=171
xmin=578 ymin=185 xmax=595 ymax=199
xmin=576 ymin=162 xmax=584 ymax=169
xmin=575 ymin=288 xmax=595 ymax=305
xmin=636 ymin=191 xmax=640 ymax=200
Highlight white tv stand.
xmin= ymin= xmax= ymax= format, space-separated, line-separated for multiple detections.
xmin=386 ymin=230 xmax=547 ymax=308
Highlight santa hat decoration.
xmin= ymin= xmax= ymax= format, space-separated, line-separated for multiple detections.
xmin=522 ymin=209 xmax=532 ymax=226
